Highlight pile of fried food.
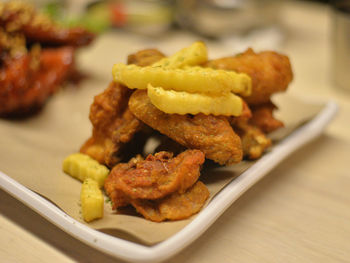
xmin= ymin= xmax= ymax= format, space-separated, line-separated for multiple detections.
xmin=63 ymin=41 xmax=293 ymax=222
xmin=0 ymin=1 xmax=94 ymax=117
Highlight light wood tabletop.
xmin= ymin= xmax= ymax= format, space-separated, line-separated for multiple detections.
xmin=1 ymin=1 xmax=350 ymax=262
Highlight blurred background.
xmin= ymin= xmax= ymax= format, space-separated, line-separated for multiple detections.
xmin=29 ymin=0 xmax=332 ymax=37
xmin=25 ymin=0 xmax=349 ymax=92
xmin=16 ymin=0 xmax=338 ymax=60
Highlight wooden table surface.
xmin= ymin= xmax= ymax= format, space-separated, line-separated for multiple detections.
xmin=1 ymin=1 xmax=350 ymax=262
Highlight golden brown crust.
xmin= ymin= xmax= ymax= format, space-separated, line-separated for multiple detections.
xmin=205 ymin=48 xmax=293 ymax=105
xmin=83 ymin=46 xmax=293 ymax=222
xmin=131 ymin=181 xmax=209 ymax=222
xmin=104 ymin=150 xmax=205 ymax=203
xmin=250 ymin=102 xmax=284 ymax=133
xmin=129 ymin=89 xmax=243 ymax=165
xmin=228 ymin=99 xmax=252 ymax=126
xmin=232 ymin=120 xmax=271 ymax=160
xmin=80 ymin=49 xmax=166 ymax=166
xmin=104 ymin=150 xmax=208 ymax=221
xmin=127 ymin=49 xmax=165 ymax=66
xmin=80 ymin=82 xmax=144 ymax=167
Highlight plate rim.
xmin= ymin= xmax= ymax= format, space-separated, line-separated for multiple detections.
xmin=0 ymin=100 xmax=338 ymax=263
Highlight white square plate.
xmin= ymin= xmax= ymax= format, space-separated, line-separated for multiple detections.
xmin=0 ymin=100 xmax=337 ymax=263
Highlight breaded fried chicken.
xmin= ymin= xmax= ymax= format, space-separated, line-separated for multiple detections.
xmin=129 ymin=90 xmax=243 ymax=165
xmin=80 ymin=82 xmax=144 ymax=167
xmin=233 ymin=120 xmax=271 ymax=160
xmin=80 ymin=49 xmax=166 ymax=167
xmin=131 ymin=181 xmax=209 ymax=222
xmin=250 ymin=101 xmax=284 ymax=133
xmin=205 ymin=48 xmax=293 ymax=105
xmin=104 ymin=150 xmax=208 ymax=222
xmin=127 ymin=49 xmax=165 ymax=67
xmin=105 ymin=150 xmax=205 ymax=204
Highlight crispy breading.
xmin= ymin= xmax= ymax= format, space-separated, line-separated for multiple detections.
xmin=80 ymin=45 xmax=293 ymax=222
xmin=80 ymin=82 xmax=144 ymax=167
xmin=104 ymin=150 xmax=205 ymax=205
xmin=233 ymin=121 xmax=271 ymax=160
xmin=104 ymin=155 xmax=143 ymax=208
xmin=129 ymin=89 xmax=243 ymax=165
xmin=131 ymin=181 xmax=209 ymax=222
xmin=127 ymin=49 xmax=165 ymax=66
xmin=230 ymin=101 xmax=281 ymax=158
xmin=228 ymin=99 xmax=252 ymax=125
xmin=80 ymin=49 xmax=166 ymax=167
xmin=250 ymin=102 xmax=284 ymax=133
xmin=205 ymin=48 xmax=293 ymax=105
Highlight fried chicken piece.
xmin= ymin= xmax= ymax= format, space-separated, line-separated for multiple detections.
xmin=205 ymin=48 xmax=293 ymax=105
xmin=80 ymin=82 xmax=145 ymax=167
xmin=131 ymin=181 xmax=209 ymax=222
xmin=228 ymin=99 xmax=252 ymax=126
xmin=233 ymin=121 xmax=271 ymax=160
xmin=0 ymin=2 xmax=94 ymax=47
xmin=0 ymin=46 xmax=74 ymax=116
xmin=127 ymin=49 xmax=165 ymax=66
xmin=230 ymin=101 xmax=278 ymax=159
xmin=129 ymin=90 xmax=243 ymax=165
xmin=80 ymin=49 xmax=165 ymax=166
xmin=250 ymin=102 xmax=284 ymax=133
xmin=104 ymin=150 xmax=205 ymax=208
xmin=104 ymin=154 xmax=144 ymax=208
xmin=104 ymin=150 xmax=208 ymax=221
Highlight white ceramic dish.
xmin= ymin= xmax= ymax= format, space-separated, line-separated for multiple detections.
xmin=0 ymin=100 xmax=337 ymax=263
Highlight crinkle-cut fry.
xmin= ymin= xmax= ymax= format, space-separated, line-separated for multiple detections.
xmin=112 ymin=63 xmax=252 ymax=96
xmin=62 ymin=153 xmax=109 ymax=188
xmin=80 ymin=178 xmax=104 ymax=222
xmin=151 ymin=41 xmax=208 ymax=69
xmin=147 ymin=84 xmax=243 ymax=116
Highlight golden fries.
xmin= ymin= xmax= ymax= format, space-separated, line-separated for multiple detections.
xmin=63 ymin=154 xmax=107 ymax=222
xmin=151 ymin=41 xmax=208 ymax=69
xmin=147 ymin=85 xmax=243 ymax=116
xmin=62 ymin=153 xmax=109 ymax=188
xmin=80 ymin=178 xmax=104 ymax=222
xmin=112 ymin=41 xmax=252 ymax=116
xmin=112 ymin=63 xmax=252 ymax=96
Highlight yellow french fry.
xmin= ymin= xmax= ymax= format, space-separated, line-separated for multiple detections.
xmin=147 ymin=84 xmax=243 ymax=116
xmin=62 ymin=153 xmax=109 ymax=188
xmin=151 ymin=41 xmax=208 ymax=69
xmin=112 ymin=63 xmax=252 ymax=96
xmin=80 ymin=178 xmax=104 ymax=222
